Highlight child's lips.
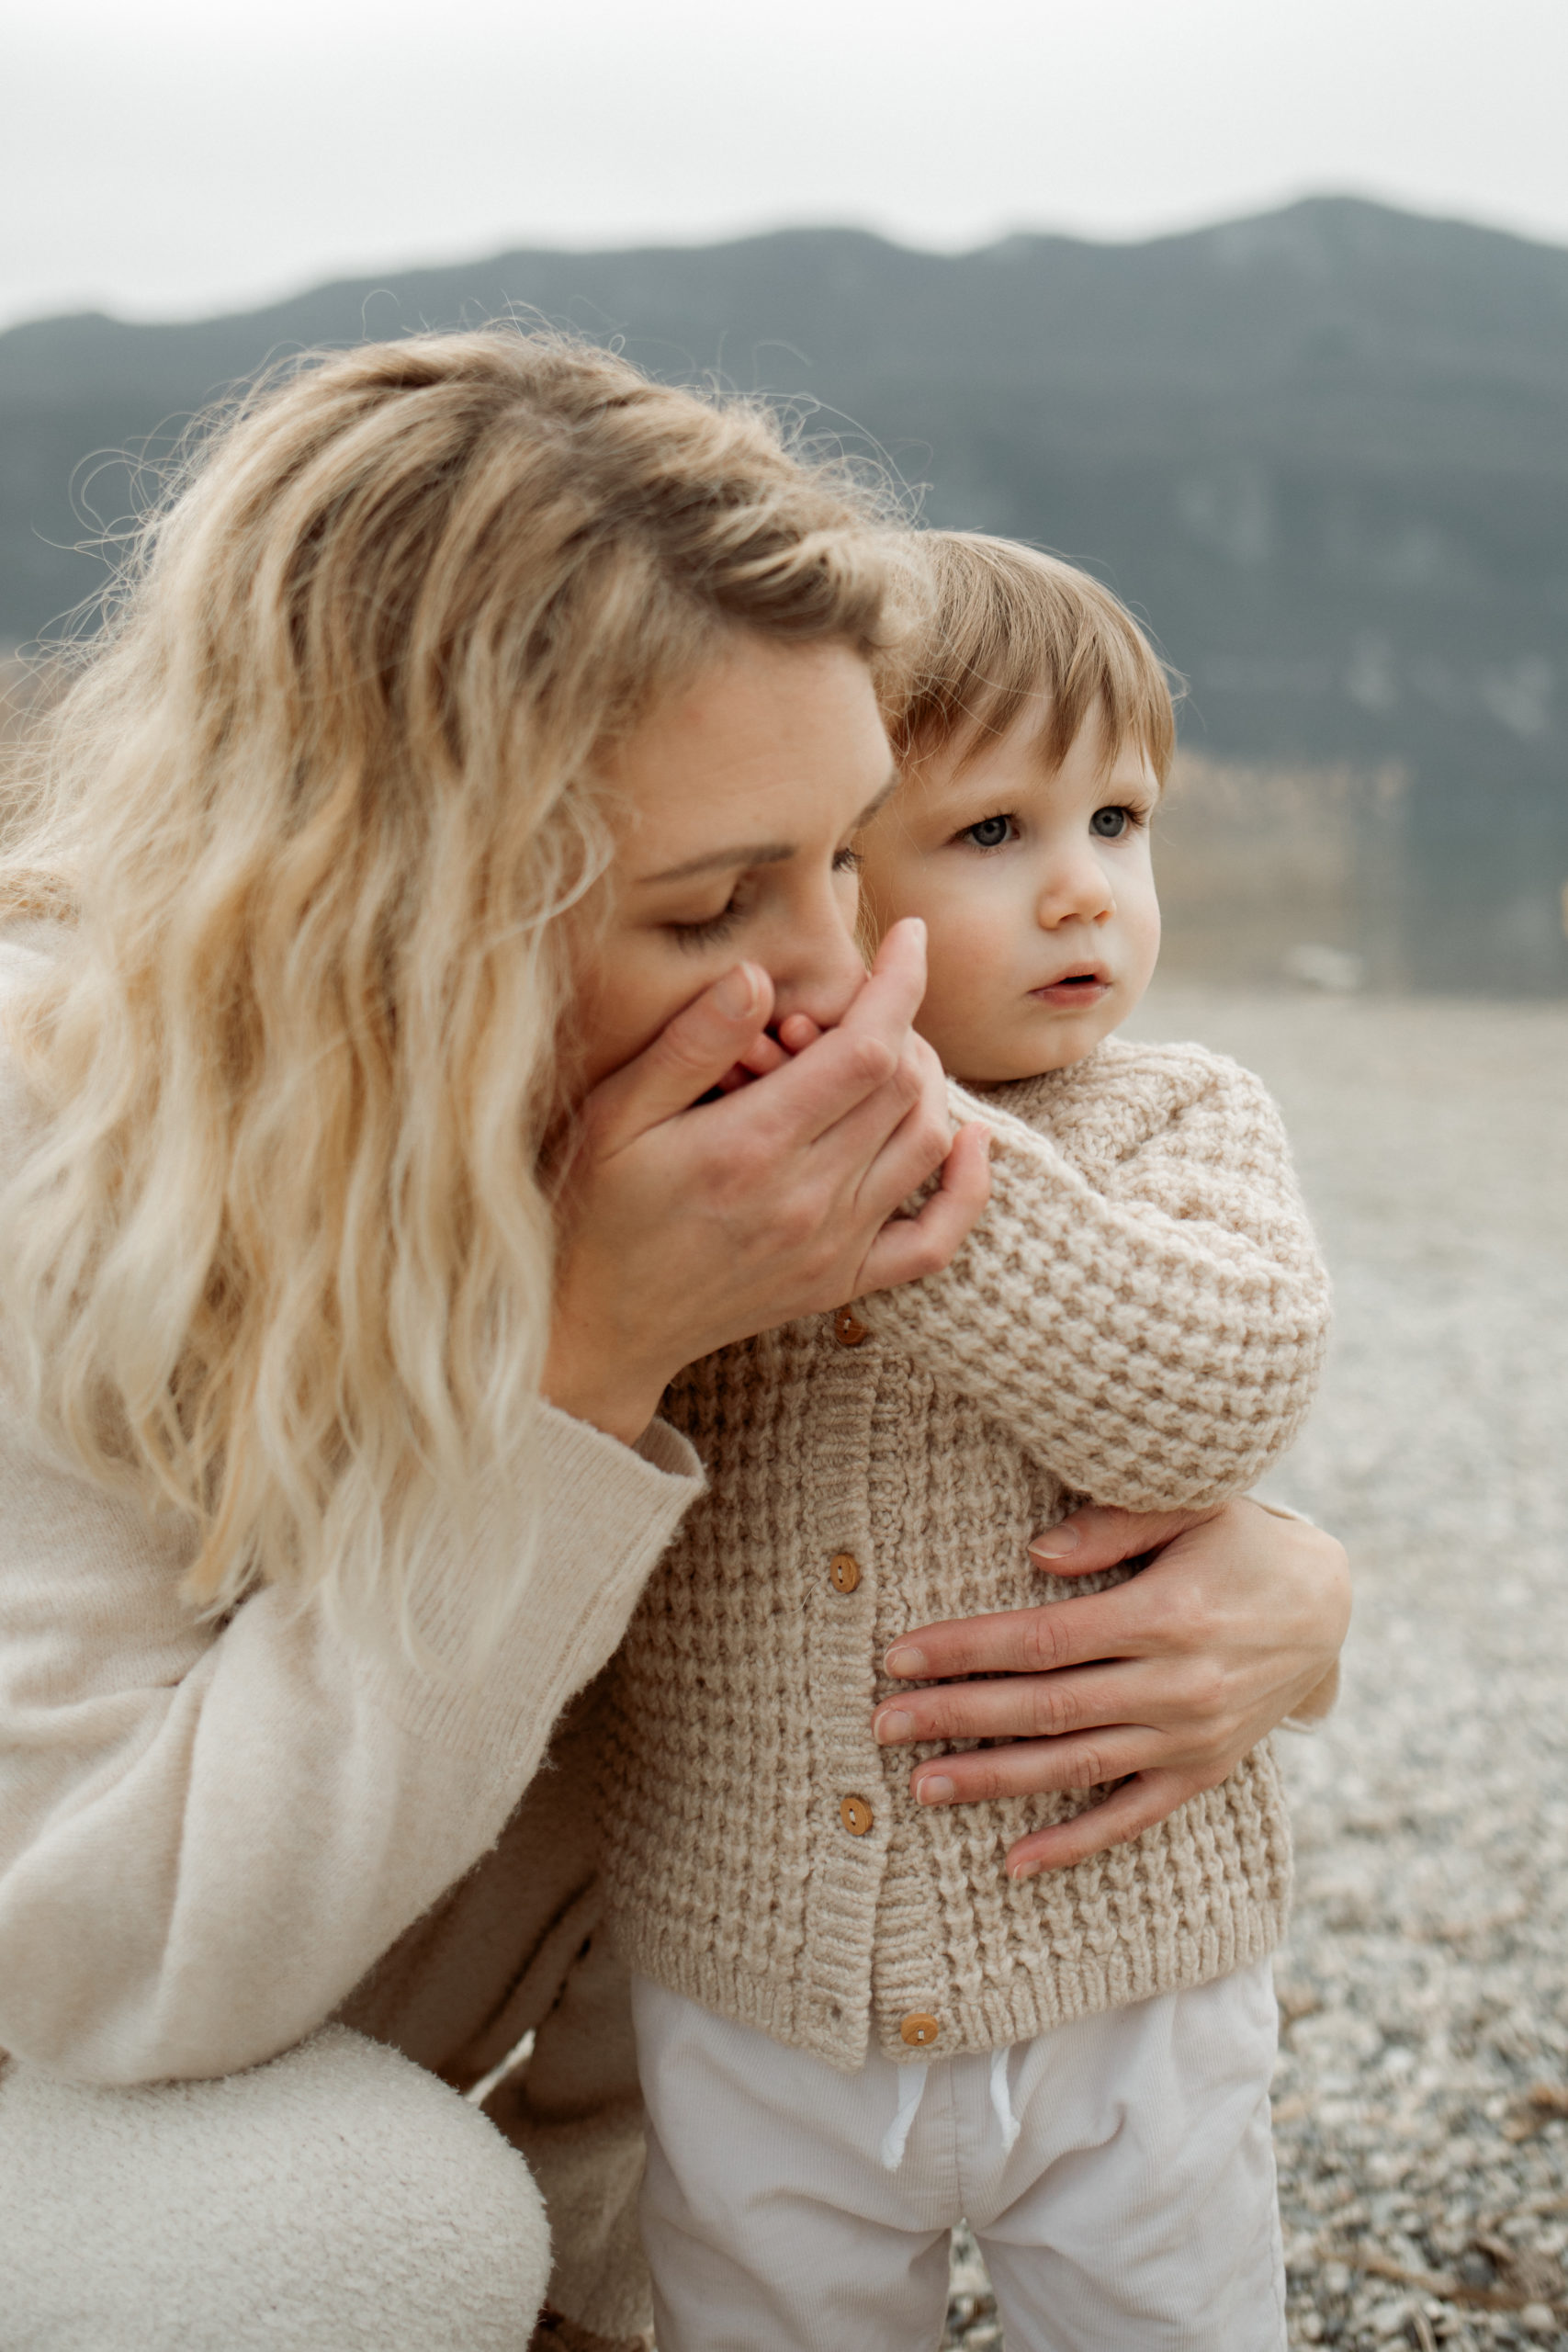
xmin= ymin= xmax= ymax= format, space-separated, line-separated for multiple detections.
xmin=1029 ymin=971 xmax=1111 ymax=1008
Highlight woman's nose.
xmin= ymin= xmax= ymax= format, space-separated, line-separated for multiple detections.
xmin=769 ymin=883 xmax=869 ymax=1031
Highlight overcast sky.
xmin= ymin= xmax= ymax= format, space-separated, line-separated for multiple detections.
xmin=6 ymin=0 xmax=1567 ymax=330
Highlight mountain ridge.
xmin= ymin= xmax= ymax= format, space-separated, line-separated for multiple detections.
xmin=4 ymin=195 xmax=1565 ymax=985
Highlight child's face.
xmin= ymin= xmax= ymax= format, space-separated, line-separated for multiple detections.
xmin=856 ymin=698 xmax=1161 ymax=1085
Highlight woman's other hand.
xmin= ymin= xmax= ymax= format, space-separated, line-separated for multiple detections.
xmin=872 ymin=1498 xmax=1349 ymax=1877
xmin=545 ymin=918 xmax=991 ymax=1446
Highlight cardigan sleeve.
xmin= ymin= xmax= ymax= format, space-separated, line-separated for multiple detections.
xmin=862 ymin=1040 xmax=1330 ymax=1510
xmin=0 ymin=1392 xmax=703 ymax=2086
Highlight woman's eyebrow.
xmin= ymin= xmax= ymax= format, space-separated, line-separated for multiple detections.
xmin=640 ymin=841 xmax=795 ymax=886
xmin=641 ymin=767 xmax=899 ymax=887
xmin=853 ymin=769 xmax=901 ymax=829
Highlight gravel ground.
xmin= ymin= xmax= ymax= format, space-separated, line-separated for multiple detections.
xmin=942 ymin=982 xmax=1568 ymax=2351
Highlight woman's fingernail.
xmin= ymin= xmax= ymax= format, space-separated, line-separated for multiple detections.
xmin=916 ymin=1774 xmax=955 ymax=1804
xmin=874 ymin=1708 xmax=915 ymax=1744
xmin=713 ymin=965 xmax=760 ymax=1019
xmin=1030 ymin=1524 xmax=1079 ymax=1559
xmin=884 ymin=1645 xmax=928 ymax=1677
xmin=1008 ymin=1858 xmax=1041 ymax=1881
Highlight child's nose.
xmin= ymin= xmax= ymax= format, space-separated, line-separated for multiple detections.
xmin=1038 ymin=850 xmax=1115 ymax=927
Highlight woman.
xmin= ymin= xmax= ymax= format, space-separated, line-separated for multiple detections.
xmin=0 ymin=331 xmax=1347 ymax=2351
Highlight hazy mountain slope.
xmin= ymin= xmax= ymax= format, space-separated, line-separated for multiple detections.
xmin=3 ymin=198 xmax=1565 ymax=983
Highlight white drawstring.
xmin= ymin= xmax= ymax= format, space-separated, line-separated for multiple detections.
xmin=880 ymin=2045 xmax=1021 ymax=2171
xmin=989 ymin=2046 xmax=1021 ymax=2155
xmin=879 ymin=2061 xmax=928 ymax=2171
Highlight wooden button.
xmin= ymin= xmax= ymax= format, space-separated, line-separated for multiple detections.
xmin=829 ymin=1551 xmax=862 ymax=1595
xmin=900 ymin=2013 xmax=941 ymax=2048
xmin=840 ymin=1794 xmax=874 ymax=1837
xmin=833 ymin=1307 xmax=869 ymax=1347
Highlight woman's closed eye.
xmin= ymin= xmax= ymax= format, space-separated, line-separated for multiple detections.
xmin=666 ymin=843 xmax=861 ymax=948
xmin=667 ymin=893 xmax=748 ymax=948
xmin=667 ymin=903 xmax=742 ymax=950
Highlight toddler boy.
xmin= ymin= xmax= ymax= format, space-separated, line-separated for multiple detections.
xmin=601 ymin=533 xmax=1330 ymax=2352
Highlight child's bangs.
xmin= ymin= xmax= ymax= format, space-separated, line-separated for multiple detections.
xmin=891 ymin=534 xmax=1179 ymax=786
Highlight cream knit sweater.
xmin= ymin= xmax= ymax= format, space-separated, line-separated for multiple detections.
xmin=0 ymin=930 xmax=705 ymax=2087
xmin=602 ymin=1038 xmax=1332 ymax=2071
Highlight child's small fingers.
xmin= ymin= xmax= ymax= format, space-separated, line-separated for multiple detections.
xmin=775 ymin=1012 xmax=824 ymax=1053
xmin=739 ymin=1033 xmax=791 ymax=1076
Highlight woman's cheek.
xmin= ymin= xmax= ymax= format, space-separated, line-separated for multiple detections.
xmin=573 ymin=937 xmax=704 ymax=1091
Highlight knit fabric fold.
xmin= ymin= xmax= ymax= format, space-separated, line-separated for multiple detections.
xmin=602 ymin=1038 xmax=1328 ymax=2070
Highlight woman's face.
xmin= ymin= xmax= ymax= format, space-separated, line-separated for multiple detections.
xmin=568 ymin=632 xmax=895 ymax=1095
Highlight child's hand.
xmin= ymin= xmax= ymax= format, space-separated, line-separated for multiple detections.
xmin=775 ymin=1012 xmax=825 ymax=1054
xmin=718 ymin=1012 xmax=992 ymax=1296
xmin=546 ymin=921 xmax=988 ymax=1442
xmin=715 ymin=1011 xmax=823 ymax=1091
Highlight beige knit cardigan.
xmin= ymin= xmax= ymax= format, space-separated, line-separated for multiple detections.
xmin=602 ymin=1037 xmax=1332 ymax=2070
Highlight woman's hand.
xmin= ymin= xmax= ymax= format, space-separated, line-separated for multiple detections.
xmin=872 ymin=1498 xmax=1349 ymax=1878
xmin=545 ymin=918 xmax=991 ymax=1446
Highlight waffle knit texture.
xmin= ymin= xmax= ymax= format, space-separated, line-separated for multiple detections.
xmin=602 ymin=1037 xmax=1331 ymax=2070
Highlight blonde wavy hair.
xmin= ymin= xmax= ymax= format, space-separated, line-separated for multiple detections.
xmin=0 ymin=330 xmax=903 ymax=1645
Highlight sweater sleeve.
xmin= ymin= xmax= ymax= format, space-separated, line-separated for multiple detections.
xmin=0 ymin=1395 xmax=703 ymax=2086
xmin=862 ymin=1041 xmax=1330 ymax=1510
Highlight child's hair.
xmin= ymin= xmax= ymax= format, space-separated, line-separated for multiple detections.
xmin=886 ymin=531 xmax=1177 ymax=782
xmin=0 ymin=328 xmax=906 ymax=1647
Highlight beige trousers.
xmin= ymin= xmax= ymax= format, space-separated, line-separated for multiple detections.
xmin=634 ymin=1960 xmax=1286 ymax=2352
xmin=0 ymin=2025 xmax=549 ymax=2352
xmin=0 ymin=1681 xmax=649 ymax=2352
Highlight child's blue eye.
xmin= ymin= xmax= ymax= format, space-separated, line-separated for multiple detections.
xmin=1089 ymin=807 xmax=1133 ymax=839
xmin=964 ymin=815 xmax=1014 ymax=850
